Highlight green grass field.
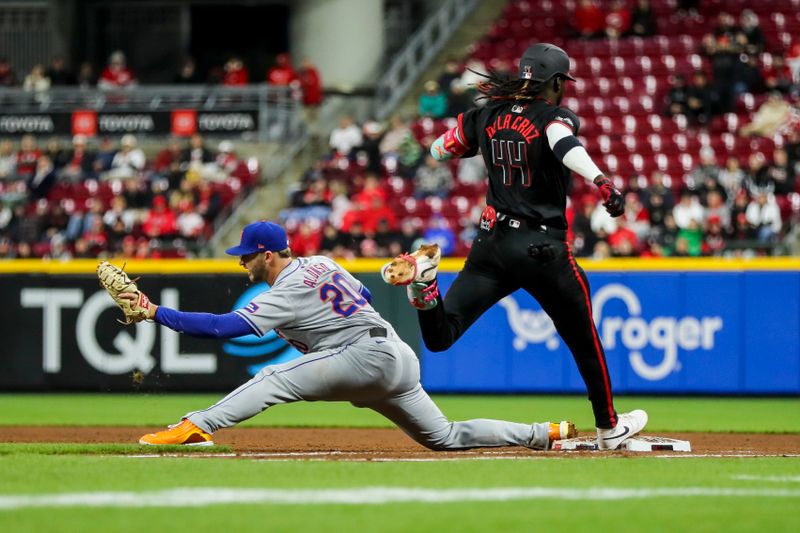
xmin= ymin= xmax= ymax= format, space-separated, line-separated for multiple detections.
xmin=1 ymin=394 xmax=799 ymax=532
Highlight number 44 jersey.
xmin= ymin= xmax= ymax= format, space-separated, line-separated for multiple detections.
xmin=459 ymin=99 xmax=581 ymax=230
xmin=234 ymin=256 xmax=393 ymax=353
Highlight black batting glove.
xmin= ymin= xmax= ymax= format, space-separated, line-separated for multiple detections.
xmin=594 ymin=176 xmax=625 ymax=217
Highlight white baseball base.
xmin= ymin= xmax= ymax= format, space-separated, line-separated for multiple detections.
xmin=552 ymin=435 xmax=692 ymax=452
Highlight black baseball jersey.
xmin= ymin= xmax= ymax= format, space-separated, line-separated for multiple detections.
xmin=459 ymin=99 xmax=581 ymax=229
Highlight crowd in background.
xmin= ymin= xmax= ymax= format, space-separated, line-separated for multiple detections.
xmin=280 ymin=1 xmax=800 ymax=260
xmin=0 ymin=50 xmax=324 ymax=107
xmin=3 ymin=1 xmax=800 ymax=260
xmin=0 ymin=133 xmax=257 ymax=259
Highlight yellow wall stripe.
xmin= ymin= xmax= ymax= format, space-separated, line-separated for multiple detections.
xmin=0 ymin=257 xmax=799 ymax=274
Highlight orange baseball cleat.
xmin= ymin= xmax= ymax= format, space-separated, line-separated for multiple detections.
xmin=548 ymin=420 xmax=578 ymax=448
xmin=139 ymin=419 xmax=214 ymax=446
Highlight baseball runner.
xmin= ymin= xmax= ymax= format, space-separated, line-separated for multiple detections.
xmin=100 ymin=220 xmax=577 ymax=450
xmin=381 ymin=44 xmax=647 ymax=450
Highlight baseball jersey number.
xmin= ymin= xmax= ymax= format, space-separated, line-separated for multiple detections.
xmin=319 ymin=273 xmax=367 ymax=318
xmin=491 ymin=138 xmax=530 ymax=187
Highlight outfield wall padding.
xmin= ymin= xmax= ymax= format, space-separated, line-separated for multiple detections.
xmin=2 ymin=259 xmax=798 ymax=394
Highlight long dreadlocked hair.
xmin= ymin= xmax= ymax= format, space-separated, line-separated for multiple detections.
xmin=473 ymin=69 xmax=547 ymax=102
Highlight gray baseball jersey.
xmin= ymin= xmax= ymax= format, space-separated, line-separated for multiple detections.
xmin=184 ymin=256 xmax=556 ymax=451
xmin=233 ymin=256 xmax=392 ymax=353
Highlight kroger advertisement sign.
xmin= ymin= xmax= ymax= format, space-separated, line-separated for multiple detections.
xmin=420 ymin=271 xmax=800 ymax=394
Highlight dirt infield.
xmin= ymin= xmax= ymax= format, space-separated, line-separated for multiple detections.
xmin=1 ymin=427 xmax=799 ymax=458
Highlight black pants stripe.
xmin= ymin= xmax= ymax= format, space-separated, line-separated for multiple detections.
xmin=418 ymin=223 xmax=619 ymax=429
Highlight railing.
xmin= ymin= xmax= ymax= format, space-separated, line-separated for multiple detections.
xmin=373 ymin=0 xmax=479 ymax=120
xmin=0 ymin=85 xmax=307 ymax=142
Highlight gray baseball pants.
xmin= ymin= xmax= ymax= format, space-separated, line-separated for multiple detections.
xmin=185 ymin=334 xmax=553 ymax=450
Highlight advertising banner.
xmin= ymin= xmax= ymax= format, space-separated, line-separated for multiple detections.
xmin=420 ymin=272 xmax=800 ymax=394
xmin=1 ymin=275 xmax=301 ymax=391
xmin=2 ymin=268 xmax=798 ymax=394
xmin=0 ymin=110 xmax=259 ymax=136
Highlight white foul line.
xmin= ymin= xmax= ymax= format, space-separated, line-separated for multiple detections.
xmin=1 ymin=486 xmax=799 ymax=510
xmin=732 ymin=475 xmax=800 ymax=483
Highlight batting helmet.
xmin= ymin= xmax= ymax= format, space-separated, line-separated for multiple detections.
xmin=518 ymin=43 xmax=576 ymax=82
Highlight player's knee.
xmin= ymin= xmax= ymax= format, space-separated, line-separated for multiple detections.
xmin=419 ymin=423 xmax=457 ymax=450
xmin=424 ymin=338 xmax=454 ymax=353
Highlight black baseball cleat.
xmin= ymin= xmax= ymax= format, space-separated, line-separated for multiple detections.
xmin=596 ymin=409 xmax=648 ymax=450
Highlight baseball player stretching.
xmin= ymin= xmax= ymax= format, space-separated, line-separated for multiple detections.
xmin=381 ymin=44 xmax=647 ymax=450
xmin=130 ymin=220 xmax=576 ymax=449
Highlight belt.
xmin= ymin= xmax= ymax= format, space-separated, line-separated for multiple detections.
xmin=368 ymin=327 xmax=388 ymax=338
xmin=496 ymin=212 xmax=567 ymax=240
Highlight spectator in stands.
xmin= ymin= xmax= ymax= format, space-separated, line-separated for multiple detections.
xmin=76 ymin=61 xmax=97 ymax=89
xmin=673 ymin=191 xmax=704 ymax=229
xmin=26 ymin=155 xmax=56 ymax=200
xmin=379 ymin=115 xmax=422 ymax=175
xmin=736 ymin=54 xmax=764 ymax=96
xmin=46 ymin=55 xmax=74 ymax=86
xmin=22 ymin=64 xmax=50 ymax=99
xmin=194 ymin=180 xmax=221 ymax=221
xmin=646 ymin=190 xmax=670 ymax=229
xmin=66 ymin=197 xmax=103 ymax=243
xmin=267 ymin=53 xmax=298 ymax=86
xmin=44 ymin=137 xmax=68 ymax=170
xmin=665 ymin=75 xmax=690 ymax=118
xmin=0 ymin=57 xmax=17 ymax=86
xmin=357 ymin=121 xmax=385 ymax=175
xmin=743 ymin=152 xmax=773 ymax=196
xmin=143 ymin=195 xmax=177 ymax=238
xmin=154 ymin=137 xmax=183 ymax=173
xmin=329 ymin=115 xmax=362 ymax=156
xmin=181 ymin=134 xmax=214 ymax=168
xmin=176 ymin=199 xmax=205 ymax=239
xmin=215 ymin=140 xmax=239 ymax=175
xmin=788 ymin=40 xmax=800 ymax=84
xmin=104 ymin=134 xmax=145 ymax=180
xmin=740 ymin=92 xmax=793 ymax=138
xmin=605 ymin=0 xmax=631 ymax=39
xmin=701 ymin=28 xmax=739 ymax=113
xmin=746 ymin=192 xmax=782 ymax=242
xmin=675 ymin=221 xmax=703 ymax=256
xmin=437 ymin=59 xmax=461 ymax=95
xmin=93 ymin=137 xmax=116 ymax=173
xmin=222 ymin=56 xmax=249 ymax=86
xmin=762 ymin=54 xmax=793 ymax=94
xmin=718 ymin=156 xmax=745 ymax=199
xmin=686 ymin=70 xmax=716 ymax=125
xmin=703 ymin=190 xmax=730 ymax=227
xmin=102 ymin=196 xmax=135 ymax=234
xmin=414 ymin=154 xmax=453 ymax=199
xmin=630 ymin=0 xmax=657 ymax=37
xmin=609 ymin=218 xmax=639 ymax=257
xmin=418 ymin=80 xmax=448 ymax=119
xmin=703 ymin=215 xmax=726 ymax=256
xmin=767 ymin=148 xmax=795 ymax=196
xmin=174 ymin=57 xmax=202 ymax=84
xmin=738 ymin=10 xmax=765 ymax=55
xmin=573 ymin=0 xmax=604 ymax=38
xmin=59 ymin=135 xmax=95 ymax=182
xmin=446 ymin=81 xmax=473 ymax=117
xmin=298 ymin=57 xmax=323 ymax=106
xmin=98 ymin=50 xmax=137 ymax=89
xmin=690 ymin=147 xmax=721 ymax=189
xmin=82 ymin=216 xmax=108 ymax=255
xmin=16 ymin=135 xmax=41 ymax=180
xmin=422 ymin=215 xmax=456 ymax=256
xmin=0 ymin=139 xmax=17 ymax=180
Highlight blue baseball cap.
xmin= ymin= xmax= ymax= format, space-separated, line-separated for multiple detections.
xmin=225 ymin=221 xmax=289 ymax=256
